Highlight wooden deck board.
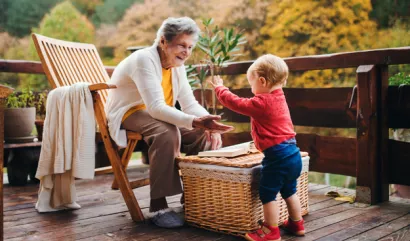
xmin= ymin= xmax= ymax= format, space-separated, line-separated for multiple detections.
xmin=3 ymin=168 xmax=409 ymax=241
xmin=345 ymin=214 xmax=410 ymax=241
xmin=315 ymin=211 xmax=409 ymax=241
xmin=292 ymin=206 xmax=408 ymax=241
xmin=377 ymin=225 xmax=410 ymax=241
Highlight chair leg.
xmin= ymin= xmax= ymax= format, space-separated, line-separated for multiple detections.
xmin=106 ymin=141 xmax=144 ymax=221
xmin=93 ymin=93 xmax=144 ymax=222
xmin=111 ymin=139 xmax=138 ymax=189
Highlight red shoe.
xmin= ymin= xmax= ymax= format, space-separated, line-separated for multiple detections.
xmin=245 ymin=221 xmax=281 ymax=241
xmin=281 ymin=218 xmax=305 ymax=236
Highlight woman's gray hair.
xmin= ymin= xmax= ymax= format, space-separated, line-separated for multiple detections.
xmin=154 ymin=17 xmax=201 ymax=46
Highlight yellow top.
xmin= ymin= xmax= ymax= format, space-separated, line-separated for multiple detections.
xmin=122 ymin=68 xmax=173 ymax=122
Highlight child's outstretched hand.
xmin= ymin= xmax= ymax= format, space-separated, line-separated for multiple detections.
xmin=208 ymin=75 xmax=224 ymax=89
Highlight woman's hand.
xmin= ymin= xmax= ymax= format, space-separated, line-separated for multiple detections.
xmin=208 ymin=75 xmax=224 ymax=89
xmin=205 ymin=131 xmax=223 ymax=150
xmin=192 ymin=115 xmax=234 ymax=133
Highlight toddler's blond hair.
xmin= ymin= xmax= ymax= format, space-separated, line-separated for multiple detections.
xmin=249 ymin=54 xmax=289 ymax=86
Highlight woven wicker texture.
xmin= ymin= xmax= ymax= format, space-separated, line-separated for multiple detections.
xmin=179 ymin=156 xmax=309 ymax=236
xmin=176 ymin=152 xmax=264 ymax=168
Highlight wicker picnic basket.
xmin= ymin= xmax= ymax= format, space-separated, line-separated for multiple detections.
xmin=177 ymin=152 xmax=309 ymax=236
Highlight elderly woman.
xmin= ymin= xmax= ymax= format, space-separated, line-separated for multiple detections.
xmin=105 ymin=17 xmax=233 ymax=228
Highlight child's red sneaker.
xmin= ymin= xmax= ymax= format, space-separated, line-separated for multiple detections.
xmin=281 ymin=218 xmax=305 ymax=236
xmin=245 ymin=222 xmax=281 ymax=241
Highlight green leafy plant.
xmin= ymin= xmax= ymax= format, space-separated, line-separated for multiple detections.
xmin=6 ymin=89 xmax=48 ymax=119
xmin=186 ymin=64 xmax=208 ymax=106
xmin=189 ymin=18 xmax=247 ymax=114
xmin=6 ymin=89 xmax=35 ymax=108
xmin=389 ymin=72 xmax=410 ymax=86
xmin=35 ymin=91 xmax=48 ymax=120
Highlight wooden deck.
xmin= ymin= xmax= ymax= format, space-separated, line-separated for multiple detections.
xmin=3 ymin=167 xmax=409 ymax=241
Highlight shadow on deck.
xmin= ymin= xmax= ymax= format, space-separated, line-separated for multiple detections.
xmin=3 ymin=167 xmax=409 ymax=241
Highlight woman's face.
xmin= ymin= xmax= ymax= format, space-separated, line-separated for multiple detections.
xmin=160 ymin=33 xmax=196 ymax=68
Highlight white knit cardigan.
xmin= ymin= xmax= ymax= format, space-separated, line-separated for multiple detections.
xmin=105 ymin=45 xmax=209 ymax=148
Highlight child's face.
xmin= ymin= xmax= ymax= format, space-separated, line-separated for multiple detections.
xmin=247 ymin=69 xmax=269 ymax=95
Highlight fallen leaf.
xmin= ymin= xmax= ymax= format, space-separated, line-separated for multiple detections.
xmin=335 ymin=196 xmax=355 ymax=204
xmin=325 ymin=191 xmax=341 ymax=197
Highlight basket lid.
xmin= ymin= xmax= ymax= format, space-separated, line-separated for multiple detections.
xmin=176 ymin=151 xmax=264 ymax=168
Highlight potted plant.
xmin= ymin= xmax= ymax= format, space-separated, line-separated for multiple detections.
xmin=4 ymin=89 xmax=37 ymax=143
xmin=187 ymin=18 xmax=247 ymax=114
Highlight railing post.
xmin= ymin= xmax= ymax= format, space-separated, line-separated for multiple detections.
xmin=356 ymin=65 xmax=389 ymax=205
xmin=0 ymin=85 xmax=13 ymax=241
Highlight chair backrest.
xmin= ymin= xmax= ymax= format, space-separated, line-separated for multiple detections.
xmin=32 ymin=33 xmax=110 ymax=104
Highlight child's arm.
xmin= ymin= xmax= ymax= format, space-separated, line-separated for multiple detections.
xmin=208 ymin=76 xmax=266 ymax=117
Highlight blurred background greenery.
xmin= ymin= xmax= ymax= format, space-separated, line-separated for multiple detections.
xmin=1 ymin=0 xmax=409 ymax=91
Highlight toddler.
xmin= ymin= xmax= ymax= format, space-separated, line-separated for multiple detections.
xmin=208 ymin=54 xmax=305 ymax=241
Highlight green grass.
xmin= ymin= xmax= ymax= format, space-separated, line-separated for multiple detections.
xmin=131 ymin=152 xmax=142 ymax=160
xmin=309 ymin=172 xmax=356 ymax=189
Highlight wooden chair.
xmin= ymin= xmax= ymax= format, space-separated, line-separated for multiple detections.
xmin=31 ymin=33 xmax=149 ymax=222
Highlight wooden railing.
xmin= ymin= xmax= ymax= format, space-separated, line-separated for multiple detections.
xmin=1 ymin=47 xmax=410 ymax=205
xmin=193 ymin=47 xmax=410 ymax=205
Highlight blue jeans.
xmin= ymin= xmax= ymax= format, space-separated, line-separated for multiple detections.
xmin=259 ymin=138 xmax=302 ymax=204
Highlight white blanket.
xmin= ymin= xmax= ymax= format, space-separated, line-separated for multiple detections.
xmin=36 ymin=83 xmax=96 ymax=180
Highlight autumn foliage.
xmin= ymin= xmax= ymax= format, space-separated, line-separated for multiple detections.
xmin=0 ymin=0 xmax=409 ymax=90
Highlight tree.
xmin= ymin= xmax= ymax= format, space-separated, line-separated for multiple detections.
xmin=21 ymin=1 xmax=95 ymax=90
xmin=0 ymin=32 xmax=18 ymax=58
xmin=0 ymin=32 xmax=20 ymax=88
xmin=32 ymin=1 xmax=95 ymax=45
xmin=0 ymin=0 xmax=8 ymax=32
xmin=223 ymin=0 xmax=270 ymax=59
xmin=108 ymin=0 xmax=248 ymax=62
xmin=107 ymin=0 xmax=177 ymax=62
xmin=4 ymin=0 xmax=62 ymax=37
xmin=3 ymin=36 xmax=31 ymax=89
xmin=370 ymin=0 xmax=410 ymax=28
xmin=255 ymin=0 xmax=378 ymax=87
xmin=368 ymin=21 xmax=410 ymax=75
xmin=91 ymin=0 xmax=141 ymax=27
xmin=71 ymin=0 xmax=103 ymax=17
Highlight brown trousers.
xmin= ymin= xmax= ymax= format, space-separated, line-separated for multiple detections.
xmin=123 ymin=110 xmax=209 ymax=199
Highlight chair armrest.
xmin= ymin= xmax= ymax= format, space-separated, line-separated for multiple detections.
xmin=89 ymin=83 xmax=117 ymax=91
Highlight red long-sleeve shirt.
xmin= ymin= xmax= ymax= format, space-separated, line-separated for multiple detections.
xmin=215 ymin=86 xmax=296 ymax=152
